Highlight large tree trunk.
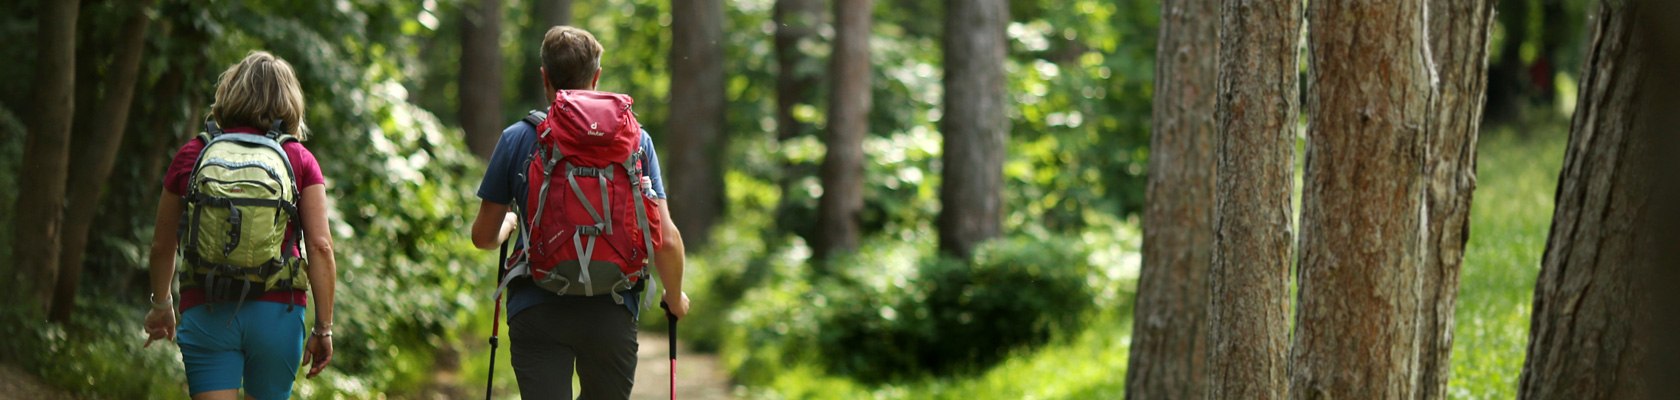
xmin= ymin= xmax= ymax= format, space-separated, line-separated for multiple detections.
xmin=1518 ymin=1 xmax=1651 ymax=398
xmin=1635 ymin=2 xmax=1680 ymax=396
xmin=12 ymin=0 xmax=80 ymax=309
xmin=460 ymin=0 xmax=504 ymax=159
xmin=1121 ymin=0 xmax=1217 ymax=397
xmin=771 ymin=0 xmax=824 ymax=234
xmin=937 ymin=0 xmax=1008 ymax=259
xmin=1204 ymin=0 xmax=1300 ymax=397
xmin=667 ymin=0 xmax=727 ymax=247
xmin=812 ymin=0 xmax=870 ymax=263
xmin=1414 ymin=0 xmax=1496 ymax=397
xmin=50 ymin=0 xmax=156 ymax=323
xmin=522 ymin=0 xmax=572 ymax=109
xmin=1289 ymin=0 xmax=1436 ymax=398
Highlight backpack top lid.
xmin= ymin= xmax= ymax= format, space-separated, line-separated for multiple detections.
xmin=539 ymin=90 xmax=641 ymax=165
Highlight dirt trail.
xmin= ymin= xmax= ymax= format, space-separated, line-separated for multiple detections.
xmin=0 ymin=363 xmax=79 ymax=400
xmin=631 ymin=333 xmax=734 ymax=400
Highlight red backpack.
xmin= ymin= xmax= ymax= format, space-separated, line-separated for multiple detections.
xmin=496 ymin=90 xmax=663 ymax=305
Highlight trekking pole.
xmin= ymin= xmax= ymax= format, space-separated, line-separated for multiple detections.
xmin=661 ymin=300 xmax=678 ymax=400
xmin=486 ymin=239 xmax=510 ymax=400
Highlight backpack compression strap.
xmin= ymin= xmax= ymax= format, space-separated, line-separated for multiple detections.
xmin=625 ymin=149 xmax=660 ymax=309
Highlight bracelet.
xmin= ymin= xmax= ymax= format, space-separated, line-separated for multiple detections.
xmin=149 ymin=293 xmax=172 ymax=310
xmin=311 ymin=328 xmax=333 ymax=338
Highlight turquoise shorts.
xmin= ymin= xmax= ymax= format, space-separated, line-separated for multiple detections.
xmin=177 ymin=301 xmax=306 ymax=400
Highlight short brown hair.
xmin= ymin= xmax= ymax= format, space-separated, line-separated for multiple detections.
xmin=541 ymin=26 xmax=604 ymax=91
xmin=211 ymin=51 xmax=309 ymax=139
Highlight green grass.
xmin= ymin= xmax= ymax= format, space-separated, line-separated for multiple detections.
xmin=1447 ymin=128 xmax=1567 ymax=399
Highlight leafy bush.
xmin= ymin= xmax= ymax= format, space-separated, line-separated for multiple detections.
xmin=717 ymin=232 xmax=1100 ymax=384
xmin=816 ymin=237 xmax=1096 ymax=382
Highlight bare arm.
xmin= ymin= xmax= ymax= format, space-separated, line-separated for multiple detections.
xmin=471 ymin=200 xmax=517 ymax=249
xmin=300 ymin=184 xmax=336 ymax=331
xmin=143 ymin=193 xmax=183 ymax=347
xmin=299 ymin=184 xmax=337 ymax=378
xmin=653 ymin=199 xmax=687 ymax=317
xmin=148 ymin=194 xmax=184 ymax=303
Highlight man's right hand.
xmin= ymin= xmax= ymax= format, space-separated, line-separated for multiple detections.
xmin=662 ymin=291 xmax=690 ymax=320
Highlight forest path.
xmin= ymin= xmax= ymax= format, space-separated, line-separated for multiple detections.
xmin=631 ymin=332 xmax=735 ymax=400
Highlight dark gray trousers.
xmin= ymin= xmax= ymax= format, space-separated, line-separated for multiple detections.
xmin=508 ymin=296 xmax=639 ymax=400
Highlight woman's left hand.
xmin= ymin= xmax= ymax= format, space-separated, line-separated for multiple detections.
xmin=302 ymin=332 xmax=333 ymax=378
xmin=142 ymin=307 xmax=176 ymax=348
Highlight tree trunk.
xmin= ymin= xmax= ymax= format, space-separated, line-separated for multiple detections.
xmin=1290 ymin=0 xmax=1435 ymax=398
xmin=50 ymin=0 xmax=155 ymax=323
xmin=812 ymin=0 xmax=870 ymax=263
xmin=1414 ymin=0 xmax=1496 ymax=397
xmin=771 ymin=0 xmax=824 ymax=233
xmin=938 ymin=0 xmax=1008 ymax=259
xmin=522 ymin=0 xmax=572 ymax=109
xmin=1518 ymin=1 xmax=1651 ymax=398
xmin=1121 ymin=0 xmax=1218 ymax=397
xmin=12 ymin=0 xmax=80 ymax=309
xmin=1635 ymin=1 xmax=1680 ymax=397
xmin=1205 ymin=0 xmax=1300 ymax=397
xmin=460 ymin=0 xmax=505 ymax=159
xmin=667 ymin=0 xmax=727 ymax=247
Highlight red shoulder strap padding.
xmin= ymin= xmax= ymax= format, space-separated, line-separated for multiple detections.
xmin=539 ymin=90 xmax=641 ymax=165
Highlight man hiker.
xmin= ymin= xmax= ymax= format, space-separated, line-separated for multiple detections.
xmin=470 ymin=26 xmax=690 ymax=399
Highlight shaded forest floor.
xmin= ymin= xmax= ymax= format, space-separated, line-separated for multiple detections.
xmin=0 ymin=363 xmax=79 ymax=400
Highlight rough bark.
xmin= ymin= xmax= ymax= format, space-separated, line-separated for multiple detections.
xmin=667 ymin=0 xmax=727 ymax=247
xmin=12 ymin=0 xmax=80 ymax=308
xmin=938 ymin=0 xmax=1008 ymax=259
xmin=1518 ymin=1 xmax=1650 ymax=398
xmin=1121 ymin=0 xmax=1217 ymax=397
xmin=50 ymin=0 xmax=155 ymax=323
xmin=1205 ymin=0 xmax=1299 ymax=397
xmin=771 ymin=0 xmax=824 ymax=229
xmin=812 ymin=0 xmax=870 ymax=262
xmin=523 ymin=0 xmax=572 ymax=108
xmin=460 ymin=0 xmax=505 ymax=159
xmin=1290 ymin=0 xmax=1434 ymax=398
xmin=1414 ymin=0 xmax=1496 ymax=397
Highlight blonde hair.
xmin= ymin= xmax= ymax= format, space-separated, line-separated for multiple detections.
xmin=211 ymin=51 xmax=309 ymax=140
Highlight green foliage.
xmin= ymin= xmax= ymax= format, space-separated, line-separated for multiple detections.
xmin=713 ymin=214 xmax=1139 ymax=398
xmin=812 ymin=237 xmax=1097 ymax=382
xmin=1004 ymin=0 xmax=1158 ymax=232
xmin=0 ymin=302 xmax=187 ymax=398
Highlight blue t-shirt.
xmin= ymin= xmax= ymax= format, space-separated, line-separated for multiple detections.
xmin=478 ymin=119 xmax=667 ymax=319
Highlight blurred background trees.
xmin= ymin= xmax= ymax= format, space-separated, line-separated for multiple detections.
xmin=0 ymin=0 xmax=1614 ymax=398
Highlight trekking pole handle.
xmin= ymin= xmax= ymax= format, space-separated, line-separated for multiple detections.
xmin=660 ymin=301 xmax=677 ymax=358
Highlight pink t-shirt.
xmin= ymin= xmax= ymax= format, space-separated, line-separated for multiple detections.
xmin=164 ymin=126 xmax=324 ymax=309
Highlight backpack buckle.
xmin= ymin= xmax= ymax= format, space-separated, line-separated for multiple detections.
xmin=577 ymin=224 xmax=605 ymax=236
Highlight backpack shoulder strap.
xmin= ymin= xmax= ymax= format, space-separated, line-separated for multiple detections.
xmin=202 ymin=118 xmax=225 ymax=141
xmin=264 ymin=119 xmax=286 ymax=140
xmin=522 ymin=109 xmax=547 ymax=128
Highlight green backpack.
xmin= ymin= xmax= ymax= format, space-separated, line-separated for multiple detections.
xmin=179 ymin=120 xmax=308 ymax=301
